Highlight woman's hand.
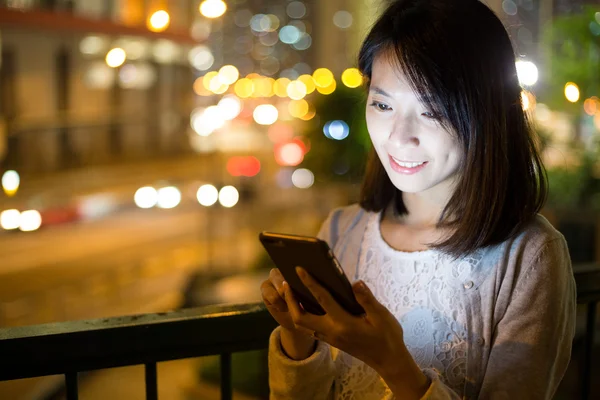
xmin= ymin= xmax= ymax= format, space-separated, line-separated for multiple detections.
xmin=260 ymin=268 xmax=317 ymax=360
xmin=283 ymin=267 xmax=430 ymax=398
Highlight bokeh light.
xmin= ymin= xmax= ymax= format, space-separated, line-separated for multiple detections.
xmin=342 ymin=68 xmax=363 ymax=88
xmin=200 ymin=0 xmax=227 ymax=18
xmin=218 ymin=65 xmax=240 ymax=85
xmin=219 ymin=186 xmax=239 ymax=208
xmin=191 ymin=106 xmax=226 ymax=136
xmin=2 ymin=170 xmax=20 ymax=196
xmin=317 ymin=79 xmax=336 ymax=95
xmin=288 ymin=99 xmax=309 ymax=118
xmin=292 ymin=168 xmax=314 ymax=189
xmin=515 ymin=60 xmax=538 ymax=86
xmin=134 ymin=186 xmax=159 ymax=209
xmin=274 ymin=78 xmax=291 ymax=97
xmin=275 ymin=142 xmax=304 ymax=166
xmin=333 ymin=11 xmax=353 ymax=29
xmin=106 ymin=48 xmax=126 ymax=68
xmin=253 ymin=104 xmax=279 ymax=125
xmin=0 ymin=209 xmax=20 ymax=230
xmin=148 ymin=10 xmax=170 ymax=32
xmin=19 ymin=210 xmax=42 ymax=232
xmin=227 ymin=156 xmax=261 ymax=177
xmin=197 ymin=184 xmax=219 ymax=206
xmin=279 ymin=25 xmax=302 ymax=44
xmin=287 ymin=1 xmax=307 ymax=19
xmin=157 ymin=186 xmax=181 ymax=209
xmin=254 ymin=77 xmax=275 ymax=97
xmin=313 ymin=68 xmax=334 ymax=88
xmin=298 ymin=74 xmax=316 ymax=94
xmin=268 ymin=123 xmax=295 ymax=143
xmin=286 ymin=80 xmax=307 ymax=100
xmin=234 ymin=78 xmax=255 ymax=98
xmin=584 ymin=97 xmax=599 ymax=116
xmin=189 ymin=46 xmax=214 ymax=71
xmin=218 ymin=95 xmax=243 ymax=120
xmin=565 ymin=82 xmax=580 ymax=103
xmin=323 ymin=120 xmax=350 ymax=140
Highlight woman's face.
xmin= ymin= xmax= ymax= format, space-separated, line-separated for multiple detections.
xmin=366 ymin=55 xmax=463 ymax=199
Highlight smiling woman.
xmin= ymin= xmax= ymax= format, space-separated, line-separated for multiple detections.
xmin=261 ymin=0 xmax=576 ymax=399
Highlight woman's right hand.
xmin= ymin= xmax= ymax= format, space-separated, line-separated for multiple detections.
xmin=261 ymin=268 xmax=317 ymax=360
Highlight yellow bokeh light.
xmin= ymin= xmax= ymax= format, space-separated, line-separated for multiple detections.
xmin=234 ymin=78 xmax=255 ymax=98
xmin=287 ymin=80 xmax=307 ymax=100
xmin=106 ymin=48 xmax=126 ymax=68
xmin=203 ymin=71 xmax=219 ymax=90
xmin=299 ymin=104 xmax=316 ymax=121
xmin=218 ymin=65 xmax=240 ymax=85
xmin=274 ymin=78 xmax=291 ymax=97
xmin=199 ymin=0 xmax=227 ymax=19
xmin=317 ymin=79 xmax=337 ymax=95
xmin=595 ymin=113 xmax=600 ymax=130
xmin=254 ymin=77 xmax=275 ymax=97
xmin=564 ymin=82 xmax=580 ymax=103
xmin=246 ymin=73 xmax=262 ymax=79
xmin=312 ymin=68 xmax=335 ymax=88
xmin=209 ymin=78 xmax=229 ymax=94
xmin=298 ymin=74 xmax=316 ymax=94
xmin=148 ymin=10 xmax=170 ymax=32
xmin=288 ymin=99 xmax=309 ymax=118
xmin=341 ymin=68 xmax=363 ymax=88
xmin=193 ymin=77 xmax=212 ymax=96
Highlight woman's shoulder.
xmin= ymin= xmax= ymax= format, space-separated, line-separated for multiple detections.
xmin=317 ymin=204 xmax=373 ymax=246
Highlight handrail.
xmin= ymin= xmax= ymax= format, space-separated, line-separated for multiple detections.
xmin=0 ymin=302 xmax=278 ymax=383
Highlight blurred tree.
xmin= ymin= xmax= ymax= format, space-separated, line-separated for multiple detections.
xmin=302 ymin=86 xmax=371 ymax=185
xmin=541 ymin=5 xmax=600 ymax=115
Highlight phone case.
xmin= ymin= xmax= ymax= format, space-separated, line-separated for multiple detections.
xmin=259 ymin=231 xmax=365 ymax=316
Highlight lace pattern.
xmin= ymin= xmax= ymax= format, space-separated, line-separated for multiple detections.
xmin=334 ymin=212 xmax=483 ymax=398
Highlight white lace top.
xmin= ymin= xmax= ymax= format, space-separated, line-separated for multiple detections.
xmin=334 ymin=212 xmax=478 ymax=398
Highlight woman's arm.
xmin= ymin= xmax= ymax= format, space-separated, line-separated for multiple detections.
xmin=475 ymin=237 xmax=576 ymax=399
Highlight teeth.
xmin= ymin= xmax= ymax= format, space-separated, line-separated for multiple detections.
xmin=392 ymin=157 xmax=425 ymax=168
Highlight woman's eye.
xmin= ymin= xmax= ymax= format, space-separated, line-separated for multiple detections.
xmin=422 ymin=111 xmax=438 ymax=119
xmin=370 ymin=102 xmax=391 ymax=112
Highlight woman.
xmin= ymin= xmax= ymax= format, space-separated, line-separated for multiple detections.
xmin=260 ymin=0 xmax=577 ymax=398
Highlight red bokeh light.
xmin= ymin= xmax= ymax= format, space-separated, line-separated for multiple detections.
xmin=227 ymin=156 xmax=261 ymax=177
xmin=274 ymin=142 xmax=304 ymax=166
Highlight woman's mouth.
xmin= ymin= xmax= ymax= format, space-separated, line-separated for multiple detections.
xmin=389 ymin=155 xmax=428 ymax=175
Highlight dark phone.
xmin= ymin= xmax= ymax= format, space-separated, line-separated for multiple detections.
xmin=259 ymin=231 xmax=365 ymax=316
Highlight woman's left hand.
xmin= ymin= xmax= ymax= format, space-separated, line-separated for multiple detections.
xmin=282 ymin=267 xmax=408 ymax=375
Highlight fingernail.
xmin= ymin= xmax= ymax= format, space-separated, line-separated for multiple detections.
xmin=295 ymin=267 xmax=306 ymax=278
xmin=355 ymin=281 xmax=367 ymax=293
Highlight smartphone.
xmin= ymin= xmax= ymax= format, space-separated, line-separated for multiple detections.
xmin=259 ymin=231 xmax=365 ymax=316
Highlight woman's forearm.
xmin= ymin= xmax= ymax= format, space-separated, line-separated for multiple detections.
xmin=280 ymin=327 xmax=318 ymax=360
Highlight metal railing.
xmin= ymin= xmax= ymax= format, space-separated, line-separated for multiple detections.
xmin=0 ymin=267 xmax=598 ymax=400
xmin=0 ymin=302 xmax=278 ymax=400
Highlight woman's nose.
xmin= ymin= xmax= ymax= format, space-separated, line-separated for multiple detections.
xmin=388 ymin=120 xmax=420 ymax=148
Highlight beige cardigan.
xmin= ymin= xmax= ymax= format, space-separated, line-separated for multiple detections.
xmin=268 ymin=204 xmax=577 ymax=399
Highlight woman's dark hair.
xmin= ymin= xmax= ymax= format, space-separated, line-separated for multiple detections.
xmin=358 ymin=0 xmax=547 ymax=256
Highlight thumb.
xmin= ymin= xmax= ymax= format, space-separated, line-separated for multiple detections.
xmin=352 ymin=280 xmax=386 ymax=318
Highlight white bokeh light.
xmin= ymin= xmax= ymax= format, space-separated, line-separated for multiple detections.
xmin=218 ymin=95 xmax=243 ymax=120
xmin=218 ymin=186 xmax=239 ymax=208
xmin=197 ymin=184 xmax=219 ymax=206
xmin=134 ymin=186 xmax=158 ymax=209
xmin=253 ymin=104 xmax=278 ymax=125
xmin=292 ymin=168 xmax=314 ymax=189
xmin=157 ymin=186 xmax=181 ymax=209
xmin=0 ymin=209 xmax=20 ymax=230
xmin=515 ymin=60 xmax=538 ymax=86
xmin=19 ymin=210 xmax=42 ymax=232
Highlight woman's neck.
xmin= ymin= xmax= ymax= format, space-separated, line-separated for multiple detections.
xmin=390 ymin=191 xmax=448 ymax=228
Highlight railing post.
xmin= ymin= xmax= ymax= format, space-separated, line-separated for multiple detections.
xmin=582 ymin=302 xmax=596 ymax=400
xmin=65 ymin=371 xmax=78 ymax=400
xmin=220 ymin=353 xmax=232 ymax=400
xmin=145 ymin=362 xmax=158 ymax=400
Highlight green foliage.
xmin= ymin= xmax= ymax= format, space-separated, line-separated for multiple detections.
xmin=541 ymin=6 xmax=600 ymax=111
xmin=301 ymin=86 xmax=372 ymax=184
